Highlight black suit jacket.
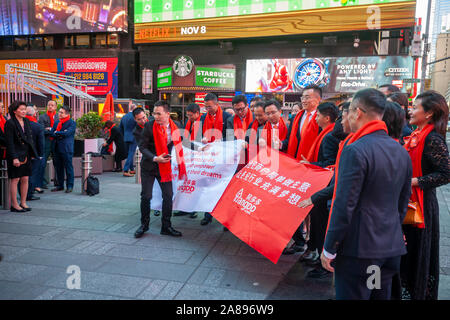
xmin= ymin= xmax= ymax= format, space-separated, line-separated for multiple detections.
xmin=4 ymin=118 xmax=38 ymax=162
xmin=38 ymin=112 xmax=59 ymax=138
xmin=225 ymin=113 xmax=255 ymax=141
xmin=138 ymin=120 xmax=181 ymax=175
xmin=200 ymin=109 xmax=232 ymax=141
xmin=311 ymin=132 xmax=339 ymax=168
xmin=29 ymin=121 xmax=45 ymax=158
xmin=324 ymin=130 xmax=412 ymax=259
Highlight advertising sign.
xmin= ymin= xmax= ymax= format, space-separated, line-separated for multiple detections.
xmin=157 ymin=67 xmax=173 ymax=88
xmin=0 ymin=0 xmax=127 ymax=36
xmin=134 ymin=0 xmax=415 ymax=43
xmin=245 ymin=56 xmax=414 ymax=94
xmin=195 ymin=67 xmax=235 ymax=89
xmin=0 ymin=58 xmax=119 ymax=97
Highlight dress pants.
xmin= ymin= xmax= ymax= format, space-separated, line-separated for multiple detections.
xmin=41 ymin=137 xmax=58 ymax=187
xmin=54 ymin=152 xmax=74 ymax=189
xmin=140 ymin=169 xmax=173 ymax=229
xmin=27 ymin=158 xmax=42 ymax=198
xmin=306 ymin=200 xmax=329 ymax=253
xmin=123 ymin=141 xmax=137 ymax=172
xmin=334 ymin=255 xmax=401 ymax=300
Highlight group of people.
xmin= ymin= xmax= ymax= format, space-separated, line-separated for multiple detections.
xmin=1 ymin=83 xmax=449 ymax=301
xmin=0 ymin=100 xmax=76 ymax=212
xmin=129 ymin=85 xmax=449 ymax=300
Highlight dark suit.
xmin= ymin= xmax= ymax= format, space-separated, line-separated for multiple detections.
xmin=106 ymin=126 xmax=128 ymax=170
xmin=282 ymin=111 xmax=321 ymax=155
xmin=38 ymin=113 xmax=59 ymax=186
xmin=311 ymin=132 xmax=339 ymax=168
xmin=324 ymin=130 xmax=412 ymax=300
xmin=225 ymin=113 xmax=254 ymax=141
xmin=200 ymin=109 xmax=232 ymax=141
xmin=120 ymin=112 xmax=137 ymax=172
xmin=51 ymin=119 xmax=76 ymax=190
xmin=28 ymin=121 xmax=45 ymax=198
xmin=138 ymin=120 xmax=181 ymax=229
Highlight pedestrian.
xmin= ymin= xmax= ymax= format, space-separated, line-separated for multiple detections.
xmin=24 ymin=106 xmax=44 ymax=201
xmin=247 ymin=101 xmax=268 ymax=160
xmin=378 ymin=83 xmax=400 ymax=96
xmin=289 ymin=102 xmax=302 ymax=121
xmin=103 ymin=120 xmax=128 ymax=173
xmin=199 ymin=93 xmax=231 ymax=226
xmin=132 ymin=107 xmax=148 ymax=146
xmin=134 ymin=101 xmax=185 ymax=238
xmin=382 ymin=101 xmax=408 ymax=142
xmin=321 ymin=88 xmax=412 ymax=300
xmin=50 ymin=105 xmax=76 ymax=193
xmin=260 ymin=99 xmax=288 ymax=151
xmin=249 ymin=96 xmax=263 ymax=113
xmin=120 ymin=104 xmax=138 ymax=177
xmin=38 ymin=100 xmax=59 ymax=189
xmin=387 ymin=92 xmax=413 ymax=144
xmin=4 ymin=101 xmax=38 ymax=212
xmin=401 ymin=90 xmax=450 ymax=300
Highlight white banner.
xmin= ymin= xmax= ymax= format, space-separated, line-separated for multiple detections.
xmin=150 ymin=140 xmax=244 ymax=212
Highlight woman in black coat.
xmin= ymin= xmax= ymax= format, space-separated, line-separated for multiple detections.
xmin=401 ymin=91 xmax=450 ymax=300
xmin=103 ymin=120 xmax=128 ymax=172
xmin=4 ymin=101 xmax=38 ymax=213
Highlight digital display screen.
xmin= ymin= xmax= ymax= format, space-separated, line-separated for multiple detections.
xmin=0 ymin=0 xmax=128 ymax=36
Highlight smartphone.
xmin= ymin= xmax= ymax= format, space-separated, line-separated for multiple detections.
xmin=163 ymin=154 xmax=172 ymax=159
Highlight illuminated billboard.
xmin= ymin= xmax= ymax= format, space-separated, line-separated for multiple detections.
xmin=134 ymin=0 xmax=416 ymax=43
xmin=245 ymin=56 xmax=414 ymax=94
xmin=0 ymin=0 xmax=128 ymax=36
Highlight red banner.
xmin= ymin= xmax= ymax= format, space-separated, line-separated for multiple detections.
xmin=211 ymin=150 xmax=333 ymax=264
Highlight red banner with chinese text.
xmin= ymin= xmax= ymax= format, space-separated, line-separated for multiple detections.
xmin=211 ymin=150 xmax=333 ymax=264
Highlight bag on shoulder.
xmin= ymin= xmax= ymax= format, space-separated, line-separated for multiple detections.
xmin=85 ymin=174 xmax=99 ymax=196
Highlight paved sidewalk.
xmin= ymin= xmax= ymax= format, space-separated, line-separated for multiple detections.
xmin=0 ymin=173 xmax=298 ymax=300
xmin=0 ymin=173 xmax=448 ymax=300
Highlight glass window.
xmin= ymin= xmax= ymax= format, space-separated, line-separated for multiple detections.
xmin=30 ymin=37 xmax=43 ymax=50
xmin=76 ymin=35 xmax=90 ymax=48
xmin=0 ymin=37 xmax=14 ymax=51
xmin=108 ymin=33 xmax=119 ymax=47
xmin=169 ymin=92 xmax=183 ymax=106
xmin=65 ymin=35 xmax=75 ymax=49
xmin=94 ymin=34 xmax=107 ymax=48
xmin=14 ymin=37 xmax=28 ymax=50
xmin=184 ymin=93 xmax=195 ymax=104
xmin=43 ymin=36 xmax=53 ymax=50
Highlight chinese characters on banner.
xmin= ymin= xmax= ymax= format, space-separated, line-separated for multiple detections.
xmin=211 ymin=150 xmax=334 ymax=264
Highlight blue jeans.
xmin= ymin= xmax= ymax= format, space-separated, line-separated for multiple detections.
xmin=123 ymin=141 xmax=137 ymax=172
xmin=54 ymin=152 xmax=74 ymax=189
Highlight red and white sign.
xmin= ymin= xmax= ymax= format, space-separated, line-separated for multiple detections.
xmin=211 ymin=151 xmax=333 ymax=264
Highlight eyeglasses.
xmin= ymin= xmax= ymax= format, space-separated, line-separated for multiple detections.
xmin=301 ymin=96 xmax=313 ymax=101
xmin=234 ymin=107 xmax=247 ymax=113
xmin=152 ymin=112 xmax=164 ymax=116
xmin=265 ymin=111 xmax=279 ymax=116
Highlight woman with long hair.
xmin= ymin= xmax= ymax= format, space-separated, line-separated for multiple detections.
xmin=4 ymin=101 xmax=38 ymax=212
xmin=401 ymin=90 xmax=450 ymax=299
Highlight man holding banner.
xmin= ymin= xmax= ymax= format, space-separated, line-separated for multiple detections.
xmin=134 ymin=101 xmax=185 ymax=238
xmin=321 ymin=89 xmax=412 ymax=300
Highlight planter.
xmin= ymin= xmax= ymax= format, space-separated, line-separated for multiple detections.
xmin=84 ymin=138 xmax=105 ymax=154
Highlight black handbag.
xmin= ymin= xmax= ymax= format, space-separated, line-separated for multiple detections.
xmin=85 ymin=174 xmax=100 ymax=196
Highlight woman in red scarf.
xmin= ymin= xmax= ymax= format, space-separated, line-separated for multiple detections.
xmin=401 ymin=91 xmax=450 ymax=300
xmin=103 ymin=120 xmax=128 ymax=172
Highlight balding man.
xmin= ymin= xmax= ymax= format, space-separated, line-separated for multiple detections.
xmin=25 ymin=106 xmax=44 ymax=200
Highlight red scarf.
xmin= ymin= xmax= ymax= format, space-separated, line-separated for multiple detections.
xmin=233 ymin=109 xmax=253 ymax=140
xmin=56 ymin=115 xmax=70 ymax=132
xmin=25 ymin=115 xmax=37 ymax=123
xmin=262 ymin=118 xmax=288 ymax=150
xmin=403 ymin=124 xmax=435 ymax=229
xmin=153 ymin=119 xmax=187 ymax=183
xmin=325 ymin=120 xmax=388 ymax=239
xmin=287 ymin=110 xmax=319 ymax=160
xmin=0 ymin=114 xmax=6 ymax=132
xmin=306 ymin=123 xmax=335 ymax=162
xmin=202 ymin=107 xmax=224 ymax=142
xmin=185 ymin=118 xmax=201 ymax=141
xmin=47 ymin=110 xmax=56 ymax=128
xmin=106 ymin=123 xmax=116 ymax=154
xmin=138 ymin=118 xmax=149 ymax=129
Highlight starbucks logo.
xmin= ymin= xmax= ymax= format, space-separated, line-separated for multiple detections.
xmin=173 ymin=55 xmax=194 ymax=77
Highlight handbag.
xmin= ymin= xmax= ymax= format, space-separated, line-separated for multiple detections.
xmin=403 ymin=201 xmax=424 ymax=225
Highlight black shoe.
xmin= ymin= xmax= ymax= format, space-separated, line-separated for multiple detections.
xmin=160 ymin=227 xmax=182 ymax=237
xmin=307 ymin=266 xmax=332 ymax=279
xmin=282 ymin=243 xmax=306 ymax=255
xmin=134 ymin=225 xmax=149 ymax=238
xmin=153 ymin=210 xmax=160 ymax=217
xmin=223 ymin=227 xmax=229 ymax=232
xmin=189 ymin=213 xmax=198 ymax=219
xmin=51 ymin=187 xmax=64 ymax=192
xmin=299 ymin=249 xmax=319 ymax=262
xmin=20 ymin=206 xmax=31 ymax=212
xmin=10 ymin=206 xmax=26 ymax=213
xmin=173 ymin=211 xmax=189 ymax=216
xmin=200 ymin=218 xmax=212 ymax=226
xmin=34 ymin=188 xmax=44 ymax=194
xmin=26 ymin=196 xmax=40 ymax=201
xmin=65 ymin=188 xmax=73 ymax=193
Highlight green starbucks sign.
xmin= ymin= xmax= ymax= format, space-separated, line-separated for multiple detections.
xmin=195 ymin=67 xmax=235 ymax=89
xmin=157 ymin=67 xmax=172 ymax=88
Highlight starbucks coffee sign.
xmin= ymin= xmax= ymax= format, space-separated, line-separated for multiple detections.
xmin=173 ymin=55 xmax=194 ymax=77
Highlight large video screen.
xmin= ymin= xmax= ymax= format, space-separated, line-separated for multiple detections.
xmin=134 ymin=0 xmax=416 ymax=43
xmin=0 ymin=0 xmax=128 ymax=36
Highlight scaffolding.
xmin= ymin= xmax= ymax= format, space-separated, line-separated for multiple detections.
xmin=0 ymin=65 xmax=97 ymax=120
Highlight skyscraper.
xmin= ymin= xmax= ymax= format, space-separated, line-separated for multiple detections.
xmin=430 ymin=0 xmax=450 ymax=62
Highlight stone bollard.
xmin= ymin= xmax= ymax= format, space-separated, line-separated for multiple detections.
xmin=135 ymin=148 xmax=142 ymax=184
xmin=0 ymin=160 xmax=10 ymax=210
xmin=81 ymin=153 xmax=92 ymax=195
